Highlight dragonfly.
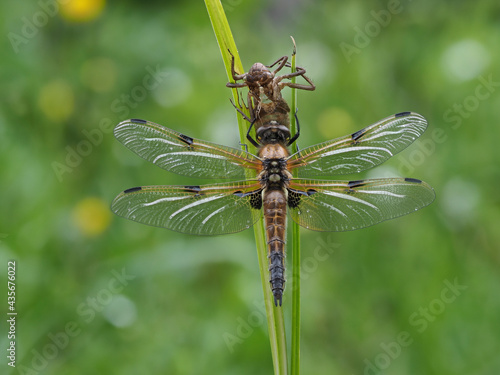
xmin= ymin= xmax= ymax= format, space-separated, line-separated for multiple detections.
xmin=111 ymin=111 xmax=435 ymax=306
xmin=226 ymin=52 xmax=315 ymax=133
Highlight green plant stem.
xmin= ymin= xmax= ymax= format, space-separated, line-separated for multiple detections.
xmin=289 ymin=37 xmax=301 ymax=375
xmin=204 ymin=1 xmax=287 ymax=374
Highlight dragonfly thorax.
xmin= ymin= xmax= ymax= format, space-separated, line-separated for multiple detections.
xmin=260 ymin=158 xmax=290 ymax=189
xmin=268 ymin=160 xmax=283 ymax=175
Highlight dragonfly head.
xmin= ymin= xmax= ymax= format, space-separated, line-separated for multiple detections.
xmin=256 ymin=121 xmax=290 ymax=144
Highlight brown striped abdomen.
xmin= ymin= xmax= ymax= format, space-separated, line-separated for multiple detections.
xmin=263 ymin=189 xmax=287 ymax=306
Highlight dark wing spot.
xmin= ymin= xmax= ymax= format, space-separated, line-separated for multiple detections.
xmin=178 ymin=133 xmax=194 ymax=145
xmin=250 ymin=192 xmax=262 ymax=210
xmin=306 ymin=189 xmax=317 ymax=196
xmin=130 ymin=119 xmax=147 ymax=123
xmin=351 ymin=128 xmax=365 ymax=141
xmin=288 ymin=189 xmax=309 ymax=208
xmin=395 ymin=111 xmax=411 ymax=118
xmin=233 ymin=190 xmax=262 ymax=209
xmin=124 ymin=187 xmax=142 ymax=193
xmin=405 ymin=177 xmax=422 ymax=183
xmin=348 ymin=180 xmax=366 ymax=188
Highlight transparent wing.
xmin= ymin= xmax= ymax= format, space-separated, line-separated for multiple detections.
xmin=287 ymin=177 xmax=435 ymax=231
xmin=114 ymin=119 xmax=261 ymax=179
xmin=287 ymin=112 xmax=427 ymax=176
xmin=111 ymin=180 xmax=263 ymax=235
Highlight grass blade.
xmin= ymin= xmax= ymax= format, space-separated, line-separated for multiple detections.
xmin=289 ymin=36 xmax=301 ymax=375
xmin=204 ymin=1 xmax=287 ymax=374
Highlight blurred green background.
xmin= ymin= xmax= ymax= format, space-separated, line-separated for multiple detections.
xmin=1 ymin=0 xmax=499 ymax=374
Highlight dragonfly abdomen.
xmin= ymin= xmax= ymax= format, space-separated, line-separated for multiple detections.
xmin=263 ymin=189 xmax=287 ymax=306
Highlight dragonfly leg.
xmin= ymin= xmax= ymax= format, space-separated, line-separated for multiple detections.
xmin=287 ymin=109 xmax=301 ymax=146
xmin=229 ymin=98 xmax=253 ymax=123
xmin=294 ymin=143 xmax=302 ymax=157
xmin=246 ymin=118 xmax=260 ymax=148
xmin=238 ymin=141 xmax=249 ymax=153
xmin=226 ymin=82 xmax=248 ymax=88
xmin=278 ymin=67 xmax=316 ymax=91
xmin=267 ymin=56 xmax=288 ymax=75
xmin=227 ymin=49 xmax=246 ymax=82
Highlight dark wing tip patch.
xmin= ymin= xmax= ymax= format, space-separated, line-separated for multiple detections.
xmin=405 ymin=177 xmax=422 ymax=183
xmin=130 ymin=118 xmax=147 ymax=123
xmin=178 ymin=133 xmax=194 ymax=145
xmin=124 ymin=186 xmax=142 ymax=194
xmin=395 ymin=111 xmax=412 ymax=118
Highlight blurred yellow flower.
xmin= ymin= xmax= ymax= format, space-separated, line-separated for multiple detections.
xmin=38 ymin=79 xmax=75 ymax=123
xmin=72 ymin=197 xmax=112 ymax=237
xmin=60 ymin=0 xmax=106 ymax=23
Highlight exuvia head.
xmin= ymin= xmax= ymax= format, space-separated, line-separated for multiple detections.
xmin=246 ymin=63 xmax=273 ymax=86
xmin=256 ymin=122 xmax=290 ymax=144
